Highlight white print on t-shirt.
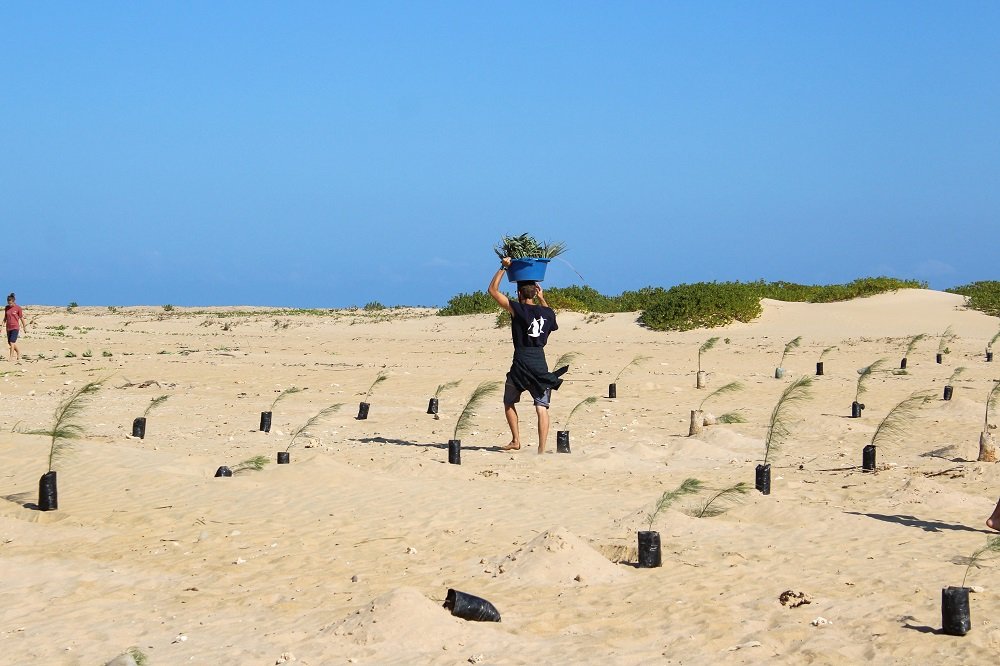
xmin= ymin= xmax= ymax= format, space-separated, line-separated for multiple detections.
xmin=527 ymin=316 xmax=546 ymax=338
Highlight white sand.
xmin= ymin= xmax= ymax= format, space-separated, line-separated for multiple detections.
xmin=2 ymin=291 xmax=999 ymax=664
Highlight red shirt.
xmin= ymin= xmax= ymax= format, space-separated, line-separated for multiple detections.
xmin=5 ymin=304 xmax=23 ymax=331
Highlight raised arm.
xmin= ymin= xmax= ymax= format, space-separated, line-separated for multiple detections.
xmin=535 ymin=283 xmax=548 ymax=308
xmin=488 ymin=257 xmax=514 ymax=314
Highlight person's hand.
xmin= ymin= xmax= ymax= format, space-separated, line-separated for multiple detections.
xmin=535 ymin=283 xmax=543 ymax=297
xmin=501 ymin=257 xmax=512 ymax=268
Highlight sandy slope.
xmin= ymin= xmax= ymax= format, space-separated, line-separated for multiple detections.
xmin=1 ymin=291 xmax=999 ymax=664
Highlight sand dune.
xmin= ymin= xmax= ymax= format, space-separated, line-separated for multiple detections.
xmin=2 ymin=291 xmax=999 ymax=664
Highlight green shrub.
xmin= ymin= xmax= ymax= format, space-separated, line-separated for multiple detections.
xmin=543 ymin=292 xmax=589 ymax=312
xmin=546 ymin=285 xmax=615 ymax=312
xmin=162 ymin=304 xmax=174 ymax=312
xmin=758 ymin=277 xmax=925 ymax=303
xmin=438 ymin=291 xmax=499 ymax=316
xmin=443 ymin=277 xmax=928 ymax=330
xmin=642 ymin=277 xmax=926 ymax=331
xmin=640 ymin=282 xmax=762 ymax=331
xmin=949 ymin=281 xmax=1000 ymax=318
xmin=613 ymin=286 xmax=670 ymax=312
xmin=363 ymin=301 xmax=385 ymax=311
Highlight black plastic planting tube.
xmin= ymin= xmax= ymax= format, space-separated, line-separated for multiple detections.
xmin=215 ymin=466 xmax=233 ymax=477
xmin=900 ymin=357 xmax=908 ymax=370
xmin=427 ymin=398 xmax=438 ymax=415
xmin=816 ymin=361 xmax=824 ymax=376
xmin=260 ymin=411 xmax=272 ymax=433
xmin=862 ymin=445 xmax=876 ymax=471
xmin=38 ymin=471 xmax=57 ymax=511
xmin=444 ymin=589 xmax=501 ymax=622
xmin=936 ymin=353 xmax=943 ymax=364
xmin=556 ymin=431 xmax=570 ymax=453
xmin=608 ymin=383 xmax=617 ymax=399
xmin=942 ymin=586 xmax=971 ymax=636
xmin=448 ymin=439 xmax=461 ymax=465
xmin=988 ymin=351 xmax=994 ymax=362
xmin=851 ymin=401 xmax=864 ymax=418
xmin=357 ymin=402 xmax=370 ymax=420
xmin=755 ymin=464 xmax=771 ymax=495
xmin=637 ymin=530 xmax=662 ymax=568
xmin=944 ymin=385 xmax=954 ymax=401
xmin=277 ymin=451 xmax=290 ymax=464
xmin=132 ymin=417 xmax=146 ymax=439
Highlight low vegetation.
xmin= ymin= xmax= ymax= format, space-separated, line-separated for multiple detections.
xmin=286 ymin=404 xmax=343 ymax=452
xmin=453 ymin=381 xmax=501 ymax=441
xmin=645 ymin=478 xmax=703 ymax=530
xmin=955 ymin=535 xmax=1000 ymax=587
xmin=23 ymin=379 xmax=105 ymax=472
xmin=761 ymin=376 xmax=813 ymax=467
xmin=948 ymin=281 xmax=1000 ymax=317
xmin=440 ymin=277 xmax=925 ymax=331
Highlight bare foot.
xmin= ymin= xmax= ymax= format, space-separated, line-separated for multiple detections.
xmin=500 ymin=442 xmax=520 ymax=451
xmin=987 ymin=498 xmax=1000 ymax=531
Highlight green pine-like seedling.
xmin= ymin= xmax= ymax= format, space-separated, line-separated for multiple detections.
xmin=553 ymin=351 xmax=580 ymax=370
xmin=869 ymin=390 xmax=934 ymax=450
xmin=363 ymin=371 xmax=388 ymax=402
xmin=955 ymin=535 xmax=1000 ymax=587
xmin=938 ymin=326 xmax=957 ymax=355
xmin=698 ymin=337 xmax=719 ymax=373
xmin=453 ymin=381 xmax=501 ymax=441
xmin=434 ymin=380 xmax=461 ymax=398
xmin=270 ymin=386 xmax=304 ymax=412
xmin=614 ymin=355 xmax=650 ymax=383
xmin=904 ymin=333 xmax=927 ymax=358
xmin=562 ymin=396 xmax=597 ymax=431
xmin=690 ymin=482 xmax=750 ymax=518
xmin=286 ymin=403 xmax=343 ymax=452
xmin=23 ymin=378 xmax=105 ymax=473
xmin=988 ymin=328 xmax=1000 ymax=351
xmin=231 ymin=455 xmax=270 ymax=473
xmin=143 ymin=394 xmax=169 ymax=418
xmin=984 ymin=380 xmax=1000 ymax=432
xmin=762 ymin=376 xmax=813 ymax=466
xmin=699 ymin=381 xmax=743 ymax=411
xmin=778 ymin=336 xmax=802 ymax=368
xmin=855 ymin=358 xmax=888 ymax=404
xmin=646 ymin=478 xmax=704 ymax=530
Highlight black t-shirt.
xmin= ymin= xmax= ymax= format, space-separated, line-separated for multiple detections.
xmin=509 ymin=301 xmax=558 ymax=349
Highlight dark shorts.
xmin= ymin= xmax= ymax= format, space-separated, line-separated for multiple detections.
xmin=7 ymin=330 xmax=18 ymax=344
xmin=503 ymin=381 xmax=551 ymax=408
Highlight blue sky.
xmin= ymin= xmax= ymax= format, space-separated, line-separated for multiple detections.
xmin=3 ymin=2 xmax=997 ymax=307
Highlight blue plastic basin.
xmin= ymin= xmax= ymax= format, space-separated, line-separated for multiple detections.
xmin=507 ymin=258 xmax=550 ymax=283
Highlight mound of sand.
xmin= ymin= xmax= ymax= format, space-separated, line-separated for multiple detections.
xmin=493 ymin=526 xmax=628 ymax=585
xmin=325 ymin=586 xmax=502 ymax=647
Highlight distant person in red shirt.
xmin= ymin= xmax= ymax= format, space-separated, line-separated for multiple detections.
xmin=5 ymin=293 xmax=25 ymax=362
